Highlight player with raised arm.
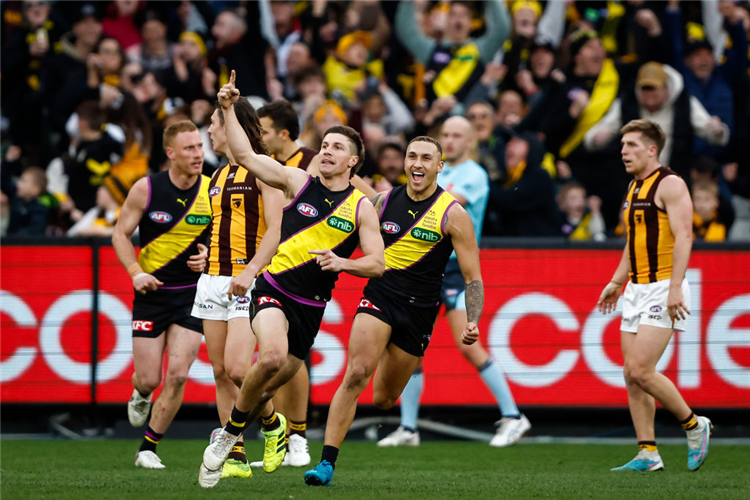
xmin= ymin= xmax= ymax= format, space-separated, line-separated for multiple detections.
xmin=197 ymin=72 xmax=384 ymax=488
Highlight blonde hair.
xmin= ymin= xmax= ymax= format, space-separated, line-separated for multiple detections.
xmin=163 ymin=120 xmax=198 ymax=149
xmin=620 ymin=119 xmax=666 ymax=156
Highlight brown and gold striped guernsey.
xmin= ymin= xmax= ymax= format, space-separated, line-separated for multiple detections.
xmin=205 ymin=164 xmax=264 ymax=277
xmin=282 ymin=147 xmax=317 ymax=171
xmin=623 ymin=166 xmax=677 ymax=284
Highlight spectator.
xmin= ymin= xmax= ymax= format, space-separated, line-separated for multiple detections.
xmin=126 ymin=11 xmax=173 ymax=76
xmin=208 ymin=6 xmax=269 ymax=100
xmin=370 ymin=138 xmax=407 ymax=192
xmin=1 ymin=0 xmax=65 ymax=164
xmin=361 ymin=80 xmax=415 ymax=136
xmin=692 ymin=180 xmax=726 ymax=242
xmin=488 ymin=131 xmax=559 ymax=237
xmin=5 ymin=166 xmax=52 ymax=236
xmin=465 ymin=101 xmax=505 ymax=185
xmin=290 ymin=65 xmax=327 ymax=129
xmin=584 ymin=61 xmax=730 ymax=181
xmin=396 ymin=0 xmax=510 ymax=105
xmin=67 ymin=173 xmax=129 ymax=237
xmin=690 ymin=156 xmax=735 ymax=232
xmin=664 ymin=1 xmax=748 ymax=159
xmin=165 ymin=31 xmax=213 ymax=103
xmin=557 ymin=182 xmax=606 ymax=241
xmin=102 ymin=0 xmax=142 ymax=50
xmin=300 ymin=99 xmax=347 ymax=150
xmin=321 ymin=31 xmax=384 ymax=106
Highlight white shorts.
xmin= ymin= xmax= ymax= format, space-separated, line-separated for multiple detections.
xmin=620 ymin=278 xmax=690 ymax=333
xmin=191 ymin=274 xmax=253 ymax=322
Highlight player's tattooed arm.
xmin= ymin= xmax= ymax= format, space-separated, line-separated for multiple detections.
xmin=369 ymin=191 xmax=388 ymax=216
xmin=465 ymin=280 xmax=484 ymax=324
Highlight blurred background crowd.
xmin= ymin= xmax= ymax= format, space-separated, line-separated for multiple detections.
xmin=1 ymin=0 xmax=749 ymax=241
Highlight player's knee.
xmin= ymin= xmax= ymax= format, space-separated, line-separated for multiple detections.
xmin=344 ymin=364 xmax=370 ymax=391
xmin=627 ymin=362 xmax=653 ymax=388
xmin=226 ymin=364 xmax=248 ymax=387
xmin=165 ymin=370 xmax=189 ymax=388
xmin=257 ymin=351 xmax=284 ymax=376
xmin=373 ymin=393 xmax=397 ymax=410
xmin=138 ymin=374 xmax=161 ymax=394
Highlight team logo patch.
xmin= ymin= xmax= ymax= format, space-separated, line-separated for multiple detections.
xmin=209 ymin=186 xmax=222 ymax=197
xmin=132 ymin=320 xmax=153 ymax=331
xmin=382 ymin=221 xmax=400 ymax=234
xmin=358 ymin=298 xmax=381 ymax=311
xmin=236 ymin=296 xmax=250 ymax=304
xmin=649 ymin=305 xmax=662 ymax=313
xmin=258 ymin=296 xmax=282 ymax=307
xmin=149 ymin=211 xmax=172 ymax=223
xmin=297 ymin=203 xmax=318 ymax=217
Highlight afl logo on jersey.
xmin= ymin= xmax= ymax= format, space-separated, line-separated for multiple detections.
xmin=382 ymin=222 xmax=400 ymax=234
xmin=236 ymin=296 xmax=250 ymax=304
xmin=209 ymin=186 xmax=222 ymax=197
xmin=297 ymin=203 xmax=318 ymax=217
xmin=149 ymin=211 xmax=172 ymax=223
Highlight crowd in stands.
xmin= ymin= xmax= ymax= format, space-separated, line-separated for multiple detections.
xmin=2 ymin=0 xmax=749 ymax=242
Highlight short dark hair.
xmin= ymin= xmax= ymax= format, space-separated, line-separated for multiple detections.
xmin=22 ymin=166 xmax=47 ymax=192
xmin=292 ymin=64 xmax=325 ymax=87
xmin=407 ymin=136 xmax=443 ymax=158
xmin=216 ymin=99 xmax=269 ymax=156
xmin=77 ymin=100 xmax=105 ymax=131
xmin=323 ymin=125 xmax=365 ymax=178
xmin=258 ymin=100 xmax=300 ymax=141
xmin=620 ymin=119 xmax=666 ymax=156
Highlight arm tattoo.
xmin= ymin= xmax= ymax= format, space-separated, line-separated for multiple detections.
xmin=370 ymin=193 xmax=382 ymax=212
xmin=465 ymin=280 xmax=484 ymax=324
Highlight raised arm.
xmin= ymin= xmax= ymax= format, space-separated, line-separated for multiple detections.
xmin=660 ymin=175 xmax=694 ymax=322
xmin=309 ymin=198 xmax=384 ymax=278
xmin=445 ymin=203 xmax=484 ymax=345
xmin=219 ymin=71 xmax=308 ymax=198
xmin=112 ymin=177 xmax=163 ymax=294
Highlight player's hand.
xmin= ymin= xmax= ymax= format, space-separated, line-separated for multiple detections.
xmin=217 ymin=70 xmax=240 ymax=109
xmin=597 ymin=281 xmax=623 ymax=314
xmin=667 ymin=285 xmax=690 ymax=321
xmin=309 ymin=249 xmax=344 ymax=272
xmin=227 ymin=269 xmax=255 ymax=300
xmin=133 ymin=273 xmax=163 ymax=294
xmin=187 ymin=243 xmax=208 ymax=272
xmin=461 ymin=322 xmax=479 ymax=345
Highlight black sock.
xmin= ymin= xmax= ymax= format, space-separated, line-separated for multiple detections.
xmin=228 ymin=443 xmax=247 ymax=463
xmin=321 ymin=445 xmax=339 ymax=468
xmin=139 ymin=426 xmax=162 ymax=453
xmin=261 ymin=412 xmax=280 ymax=432
xmin=226 ymin=406 xmax=250 ymax=436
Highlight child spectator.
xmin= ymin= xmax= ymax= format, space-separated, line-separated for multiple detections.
xmin=692 ymin=180 xmax=726 ymax=242
xmin=5 ymin=166 xmax=52 ymax=236
xmin=557 ymin=182 xmax=606 ymax=241
xmin=67 ymin=173 xmax=129 ymax=237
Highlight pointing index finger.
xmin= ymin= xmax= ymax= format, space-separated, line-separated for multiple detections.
xmin=229 ymin=69 xmax=236 ymax=86
xmin=308 ymin=249 xmax=327 ymax=255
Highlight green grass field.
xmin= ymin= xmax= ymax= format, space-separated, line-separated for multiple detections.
xmin=2 ymin=440 xmax=748 ymax=499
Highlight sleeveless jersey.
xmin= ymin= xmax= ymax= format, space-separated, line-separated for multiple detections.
xmin=265 ymin=177 xmax=366 ymax=305
xmin=623 ymin=166 xmax=677 ymax=284
xmin=137 ymin=171 xmax=211 ymax=287
xmin=365 ymin=185 xmax=458 ymax=305
xmin=283 ymin=147 xmax=317 ymax=171
xmin=205 ymin=164 xmax=264 ymax=277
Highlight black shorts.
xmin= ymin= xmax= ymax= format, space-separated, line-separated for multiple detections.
xmin=132 ymin=286 xmax=203 ymax=338
xmin=357 ymin=286 xmax=439 ymax=357
xmin=250 ymin=276 xmax=326 ymax=360
xmin=439 ymin=259 xmax=465 ymax=312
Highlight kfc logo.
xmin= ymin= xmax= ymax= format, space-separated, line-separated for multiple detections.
xmin=132 ymin=320 xmax=153 ymax=332
xmin=358 ymin=298 xmax=381 ymax=311
xmin=258 ymin=296 xmax=282 ymax=307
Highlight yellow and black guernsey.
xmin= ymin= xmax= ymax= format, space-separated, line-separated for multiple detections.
xmin=137 ymin=171 xmax=211 ymax=288
xmin=623 ymin=166 xmax=677 ymax=284
xmin=205 ymin=164 xmax=264 ymax=277
xmin=365 ymin=185 xmax=458 ymax=305
xmin=264 ymin=177 xmax=366 ymax=305
xmin=282 ymin=147 xmax=317 ymax=171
